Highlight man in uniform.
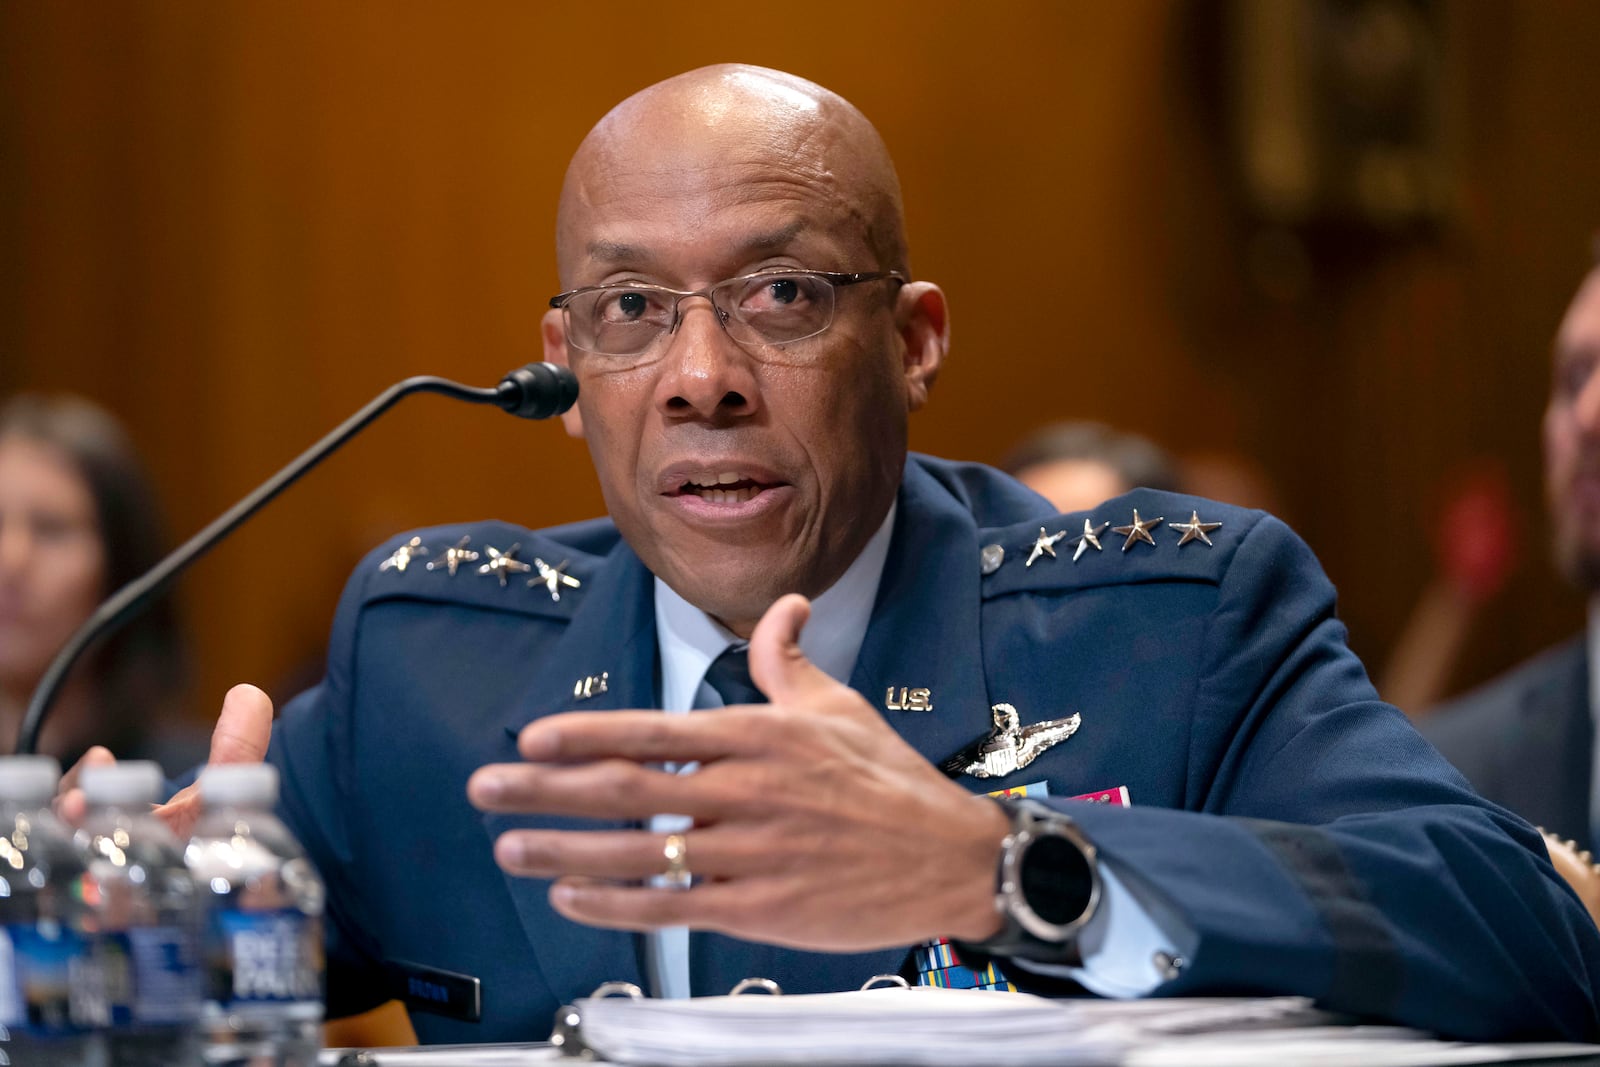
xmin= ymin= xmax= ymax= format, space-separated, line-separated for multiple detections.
xmin=87 ymin=66 xmax=1599 ymax=1042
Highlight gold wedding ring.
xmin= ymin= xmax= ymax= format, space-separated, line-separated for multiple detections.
xmin=662 ymin=832 xmax=691 ymax=889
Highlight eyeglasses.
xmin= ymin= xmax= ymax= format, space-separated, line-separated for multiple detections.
xmin=548 ymin=269 xmax=906 ymax=363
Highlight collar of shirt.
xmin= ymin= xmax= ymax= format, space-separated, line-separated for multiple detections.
xmin=654 ymin=502 xmax=898 ymax=712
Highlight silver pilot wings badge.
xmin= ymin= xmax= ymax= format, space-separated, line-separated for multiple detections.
xmin=941 ymin=703 xmax=1081 ymax=779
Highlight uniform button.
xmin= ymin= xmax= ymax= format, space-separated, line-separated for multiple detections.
xmin=980 ymin=544 xmax=1005 ymax=575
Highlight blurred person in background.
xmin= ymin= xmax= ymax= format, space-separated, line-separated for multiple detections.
xmin=1423 ymin=257 xmax=1600 ymax=852
xmin=0 ymin=393 xmax=202 ymax=772
xmin=1000 ymin=420 xmax=1180 ymax=512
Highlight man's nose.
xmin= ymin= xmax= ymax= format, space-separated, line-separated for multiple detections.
xmin=653 ymin=297 xmax=761 ymax=420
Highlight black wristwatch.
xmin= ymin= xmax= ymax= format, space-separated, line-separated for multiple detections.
xmin=953 ymin=797 xmax=1101 ymax=967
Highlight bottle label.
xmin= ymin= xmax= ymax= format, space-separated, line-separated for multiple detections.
xmin=213 ymin=909 xmax=322 ymax=1011
xmin=103 ymin=926 xmax=203 ymax=1026
xmin=0 ymin=922 xmax=107 ymax=1034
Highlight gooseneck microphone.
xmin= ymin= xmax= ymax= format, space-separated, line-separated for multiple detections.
xmin=16 ymin=362 xmax=579 ymax=756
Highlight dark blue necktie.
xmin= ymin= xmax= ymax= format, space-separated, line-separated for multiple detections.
xmin=703 ymin=643 xmax=766 ymax=706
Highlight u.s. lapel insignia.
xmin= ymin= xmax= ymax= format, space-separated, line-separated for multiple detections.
xmin=530 ymin=557 xmax=582 ymax=602
xmin=1111 ymin=509 xmax=1164 ymax=551
xmin=1068 ymin=520 xmax=1107 ymax=562
xmin=940 ymin=703 xmax=1081 ymax=779
xmin=478 ymin=543 xmax=534 ymax=587
xmin=885 ymin=686 xmax=933 ymax=712
xmin=573 ymin=672 xmax=609 ymax=701
xmin=379 ymin=536 xmax=428 ymax=573
xmin=427 ymin=536 xmax=480 ymax=577
xmin=1024 ymin=527 xmax=1067 ymax=567
xmin=1172 ymin=510 xmax=1222 ymax=548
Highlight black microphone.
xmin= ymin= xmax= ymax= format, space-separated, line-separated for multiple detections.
xmin=16 ymin=362 xmax=578 ymax=756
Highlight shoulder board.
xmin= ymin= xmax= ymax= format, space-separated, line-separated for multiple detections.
xmin=978 ymin=489 xmax=1265 ymax=598
xmin=348 ymin=518 xmax=612 ymax=619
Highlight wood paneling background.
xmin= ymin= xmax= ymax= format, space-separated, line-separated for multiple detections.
xmin=3 ymin=2 xmax=1598 ymax=726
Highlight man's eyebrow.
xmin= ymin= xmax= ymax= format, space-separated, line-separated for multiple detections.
xmin=584 ymin=223 xmax=810 ymax=269
xmin=731 ymin=221 xmax=808 ymax=257
xmin=586 ymin=240 xmax=647 ymax=265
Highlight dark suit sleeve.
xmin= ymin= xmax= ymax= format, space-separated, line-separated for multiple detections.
xmin=1418 ymin=638 xmax=1592 ymax=846
xmin=1018 ymin=515 xmax=1600 ymax=1040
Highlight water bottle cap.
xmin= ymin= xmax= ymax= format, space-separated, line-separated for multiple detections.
xmin=80 ymin=761 xmax=165 ymax=806
xmin=199 ymin=762 xmax=279 ymax=806
xmin=0 ymin=755 xmax=63 ymax=802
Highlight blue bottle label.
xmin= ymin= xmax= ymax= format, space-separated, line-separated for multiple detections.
xmin=0 ymin=921 xmax=107 ymax=1034
xmin=103 ymin=926 xmax=203 ymax=1026
xmin=212 ymin=909 xmax=321 ymax=1010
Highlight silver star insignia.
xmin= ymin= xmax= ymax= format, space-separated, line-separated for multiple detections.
xmin=941 ymin=703 xmax=1082 ymax=779
xmin=1111 ymin=509 xmax=1164 ymax=551
xmin=378 ymin=536 xmax=429 ymax=573
xmin=1024 ymin=527 xmax=1067 ymax=567
xmin=1069 ymin=520 xmax=1108 ymax=562
xmin=427 ymin=536 xmax=480 ymax=577
xmin=530 ymin=557 xmax=582 ymax=602
xmin=478 ymin=543 xmax=534 ymax=587
xmin=1172 ymin=510 xmax=1223 ymax=548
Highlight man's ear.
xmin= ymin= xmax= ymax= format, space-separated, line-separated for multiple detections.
xmin=541 ymin=308 xmax=585 ymax=439
xmin=896 ymin=281 xmax=948 ymax=412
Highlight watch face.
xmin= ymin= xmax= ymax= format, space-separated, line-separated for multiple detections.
xmin=1020 ymin=833 xmax=1095 ymax=927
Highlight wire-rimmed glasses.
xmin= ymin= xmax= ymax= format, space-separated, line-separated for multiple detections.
xmin=549 ymin=269 xmax=905 ymax=365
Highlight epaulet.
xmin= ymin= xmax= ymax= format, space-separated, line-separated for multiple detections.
xmin=977 ymin=489 xmax=1266 ymax=599
xmin=347 ymin=517 xmax=617 ymax=619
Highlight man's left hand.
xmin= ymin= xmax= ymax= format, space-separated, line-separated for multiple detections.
xmin=466 ymin=593 xmax=1007 ymax=952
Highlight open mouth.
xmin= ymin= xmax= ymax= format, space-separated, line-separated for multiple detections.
xmin=670 ymin=471 xmax=780 ymax=504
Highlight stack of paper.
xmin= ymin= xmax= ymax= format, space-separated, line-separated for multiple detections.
xmin=575 ymin=987 xmax=1336 ymax=1066
xmin=318 ymin=989 xmax=1600 ymax=1066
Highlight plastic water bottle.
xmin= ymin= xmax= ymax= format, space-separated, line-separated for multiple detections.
xmin=0 ymin=755 xmax=108 ymax=1067
xmin=77 ymin=761 xmax=203 ymax=1066
xmin=185 ymin=764 xmax=323 ymax=1067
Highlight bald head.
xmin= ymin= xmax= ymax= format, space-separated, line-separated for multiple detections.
xmin=555 ymin=65 xmax=908 ymax=286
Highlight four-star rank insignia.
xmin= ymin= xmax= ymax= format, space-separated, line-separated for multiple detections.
xmin=941 ymin=703 xmax=1081 ymax=779
xmin=530 ymin=557 xmax=582 ymax=602
xmin=478 ymin=543 xmax=534 ymax=587
xmin=986 ymin=501 xmax=1233 ymax=575
xmin=395 ymin=533 xmax=587 ymax=605
xmin=427 ymin=536 xmax=481 ymax=577
xmin=378 ymin=536 xmax=428 ymax=573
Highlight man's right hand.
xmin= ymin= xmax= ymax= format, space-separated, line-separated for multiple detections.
xmin=58 ymin=683 xmax=275 ymax=837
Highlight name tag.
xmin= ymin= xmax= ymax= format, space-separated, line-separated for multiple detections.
xmin=385 ymin=959 xmax=482 ymax=1022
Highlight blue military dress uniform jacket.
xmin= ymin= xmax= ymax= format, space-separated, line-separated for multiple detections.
xmin=267 ymin=455 xmax=1600 ymax=1043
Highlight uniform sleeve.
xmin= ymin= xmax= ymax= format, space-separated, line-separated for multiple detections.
xmin=268 ymin=553 xmax=393 ymax=1021
xmin=1004 ymin=515 xmax=1600 ymax=1040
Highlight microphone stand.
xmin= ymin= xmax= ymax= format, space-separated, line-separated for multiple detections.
xmin=16 ymin=363 xmax=578 ymax=756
